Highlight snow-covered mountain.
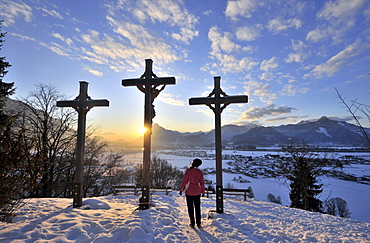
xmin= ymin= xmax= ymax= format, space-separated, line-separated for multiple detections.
xmin=230 ymin=126 xmax=288 ymax=145
xmin=274 ymin=116 xmax=368 ymax=146
xmin=5 ymin=97 xmax=368 ymax=148
xmin=150 ymin=116 xmax=369 ymax=148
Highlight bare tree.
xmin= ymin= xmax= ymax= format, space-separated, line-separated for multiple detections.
xmin=225 ymin=182 xmax=235 ymax=189
xmin=135 ymin=154 xmax=183 ymax=189
xmin=83 ymin=135 xmax=125 ymax=197
xmin=336 ymin=88 xmax=370 ymax=148
xmin=19 ymin=83 xmax=77 ymax=197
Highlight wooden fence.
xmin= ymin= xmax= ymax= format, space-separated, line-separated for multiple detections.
xmin=114 ymin=186 xmax=172 ymax=196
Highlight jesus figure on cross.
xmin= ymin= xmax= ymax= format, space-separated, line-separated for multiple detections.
xmin=136 ymin=84 xmax=166 ymax=119
xmin=122 ymin=59 xmax=176 ymax=210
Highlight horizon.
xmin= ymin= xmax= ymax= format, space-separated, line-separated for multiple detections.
xmin=99 ymin=115 xmax=368 ymax=143
xmin=2 ymin=0 xmax=370 ymax=142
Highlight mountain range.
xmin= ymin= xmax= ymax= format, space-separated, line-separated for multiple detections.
xmin=4 ymin=98 xmax=369 ymax=149
xmin=138 ymin=116 xmax=370 ymax=148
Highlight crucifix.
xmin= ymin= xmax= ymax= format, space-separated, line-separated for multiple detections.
xmin=122 ymin=59 xmax=176 ymax=210
xmin=57 ymin=81 xmax=109 ymax=208
xmin=189 ymin=76 xmax=248 ymax=213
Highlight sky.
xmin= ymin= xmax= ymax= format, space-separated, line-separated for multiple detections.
xmin=1 ymin=0 xmax=370 ymax=141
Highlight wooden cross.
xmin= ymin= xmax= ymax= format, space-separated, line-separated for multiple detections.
xmin=122 ymin=59 xmax=176 ymax=210
xmin=189 ymin=76 xmax=248 ymax=213
xmin=57 ymin=81 xmax=109 ymax=208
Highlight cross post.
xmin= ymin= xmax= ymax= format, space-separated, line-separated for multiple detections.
xmin=57 ymin=81 xmax=109 ymax=207
xmin=189 ymin=76 xmax=248 ymax=213
xmin=122 ymin=59 xmax=176 ymax=210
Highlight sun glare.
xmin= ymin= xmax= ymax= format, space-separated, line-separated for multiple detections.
xmin=140 ymin=127 xmax=147 ymax=135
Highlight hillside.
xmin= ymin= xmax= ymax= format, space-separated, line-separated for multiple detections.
xmin=1 ymin=194 xmax=369 ymax=242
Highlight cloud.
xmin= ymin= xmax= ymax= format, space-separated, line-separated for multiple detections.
xmin=157 ymin=93 xmax=185 ymax=106
xmin=204 ymin=26 xmax=258 ymax=74
xmin=264 ymin=115 xmax=309 ymax=124
xmin=9 ymin=32 xmax=35 ymax=41
xmin=266 ymin=18 xmax=302 ymax=35
xmin=317 ymin=0 xmax=366 ymax=20
xmin=306 ymin=0 xmax=367 ymax=43
xmin=281 ymin=83 xmax=310 ymax=96
xmin=85 ymin=68 xmax=103 ymax=76
xmin=243 ymin=80 xmax=277 ymax=105
xmin=17 ymin=0 xmax=185 ymax=75
xmin=259 ymin=57 xmax=278 ymax=81
xmin=235 ymin=26 xmax=260 ymax=41
xmin=40 ymin=42 xmax=70 ymax=56
xmin=36 ymin=7 xmax=63 ymax=19
xmin=238 ymin=104 xmax=297 ymax=122
xmin=285 ymin=40 xmax=309 ymax=63
xmin=52 ymin=33 xmax=73 ymax=45
xmin=285 ymin=52 xmax=306 ymax=63
xmin=203 ymin=10 xmax=212 ymax=16
xmin=208 ymin=26 xmax=241 ymax=54
xmin=306 ymin=27 xmax=332 ymax=43
xmin=225 ymin=0 xmax=259 ymax=20
xmin=171 ymin=27 xmax=199 ymax=44
xmin=113 ymin=0 xmax=199 ymax=44
xmin=309 ymin=41 xmax=366 ymax=78
xmin=72 ymin=18 xmax=179 ymax=72
xmin=107 ymin=17 xmax=179 ymax=63
xmin=0 ymin=0 xmax=32 ymax=26
xmin=260 ymin=57 xmax=278 ymax=72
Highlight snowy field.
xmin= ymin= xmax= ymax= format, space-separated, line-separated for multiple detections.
xmin=1 ymin=194 xmax=370 ymax=242
xmin=123 ymin=150 xmax=370 ymax=223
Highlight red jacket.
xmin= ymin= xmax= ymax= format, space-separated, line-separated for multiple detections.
xmin=180 ymin=168 xmax=205 ymax=196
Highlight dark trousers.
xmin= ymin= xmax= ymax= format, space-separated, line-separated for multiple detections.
xmin=186 ymin=194 xmax=201 ymax=226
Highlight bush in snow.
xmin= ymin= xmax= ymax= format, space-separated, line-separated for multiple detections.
xmin=267 ymin=193 xmax=282 ymax=204
xmin=324 ymin=197 xmax=351 ymax=218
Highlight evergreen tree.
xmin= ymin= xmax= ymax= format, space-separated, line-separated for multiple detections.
xmin=279 ymin=141 xmax=325 ymax=212
xmin=288 ymin=156 xmax=323 ymax=212
xmin=0 ymin=21 xmax=42 ymax=222
xmin=0 ymin=20 xmax=15 ymax=128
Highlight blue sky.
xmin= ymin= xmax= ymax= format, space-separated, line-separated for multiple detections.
xmin=1 ymin=0 xmax=370 ymax=141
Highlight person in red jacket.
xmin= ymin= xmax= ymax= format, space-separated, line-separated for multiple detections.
xmin=179 ymin=158 xmax=205 ymax=228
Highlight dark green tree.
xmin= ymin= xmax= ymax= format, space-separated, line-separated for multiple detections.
xmin=0 ymin=21 xmax=43 ymax=222
xmin=0 ymin=20 xmax=15 ymax=128
xmin=279 ymin=141 xmax=326 ymax=212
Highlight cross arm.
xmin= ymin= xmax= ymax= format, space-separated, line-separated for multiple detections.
xmin=57 ymin=99 xmax=109 ymax=108
xmin=189 ymin=95 xmax=248 ymax=105
xmin=122 ymin=77 xmax=175 ymax=87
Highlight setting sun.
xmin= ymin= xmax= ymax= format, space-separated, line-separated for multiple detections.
xmin=140 ymin=127 xmax=148 ymax=135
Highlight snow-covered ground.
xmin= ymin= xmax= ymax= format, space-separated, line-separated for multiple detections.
xmin=123 ymin=150 xmax=370 ymax=223
xmin=1 ymin=194 xmax=370 ymax=242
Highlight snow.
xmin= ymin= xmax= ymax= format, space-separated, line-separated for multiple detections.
xmin=1 ymin=194 xmax=369 ymax=242
xmin=316 ymin=127 xmax=332 ymax=138
xmin=123 ymin=150 xmax=370 ymax=223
